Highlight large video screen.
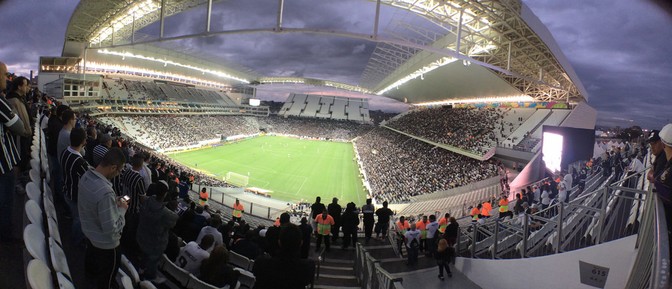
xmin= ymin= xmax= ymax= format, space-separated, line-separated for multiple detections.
xmin=542 ymin=125 xmax=595 ymax=173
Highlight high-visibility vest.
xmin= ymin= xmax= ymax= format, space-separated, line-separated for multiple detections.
xmin=471 ymin=207 xmax=480 ymax=221
xmin=416 ymin=220 xmax=428 ymax=239
xmin=233 ymin=203 xmax=244 ymax=218
xmin=438 ymin=217 xmax=448 ymax=233
xmin=396 ymin=220 xmax=410 ymax=234
xmin=482 ymin=202 xmax=491 ymax=217
xmin=315 ymin=214 xmax=334 ymax=235
xmin=199 ymin=191 xmax=209 ymax=206
xmin=499 ymin=199 xmax=509 ymax=213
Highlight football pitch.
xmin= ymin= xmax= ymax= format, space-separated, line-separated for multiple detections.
xmin=168 ymin=136 xmax=367 ymax=205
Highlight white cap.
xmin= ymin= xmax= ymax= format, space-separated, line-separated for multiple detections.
xmin=661 ymin=123 xmax=672 ymax=147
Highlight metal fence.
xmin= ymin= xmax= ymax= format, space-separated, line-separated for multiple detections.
xmin=451 ymin=161 xmax=669 ymax=288
xmin=455 ymin=168 xmax=650 ymax=260
xmin=203 ymin=186 xmax=286 ymax=220
xmin=354 ymin=243 xmax=405 ymax=289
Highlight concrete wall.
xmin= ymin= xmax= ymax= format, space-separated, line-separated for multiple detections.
xmin=454 ymin=235 xmax=637 ymax=289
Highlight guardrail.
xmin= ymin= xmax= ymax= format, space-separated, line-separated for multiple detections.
xmin=354 ymin=243 xmax=405 ymax=289
xmin=455 ymin=167 xmax=650 ymax=260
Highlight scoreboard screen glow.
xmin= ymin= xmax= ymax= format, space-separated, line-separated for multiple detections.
xmin=542 ymin=132 xmax=563 ymax=173
xmin=249 ymin=99 xmax=261 ymax=106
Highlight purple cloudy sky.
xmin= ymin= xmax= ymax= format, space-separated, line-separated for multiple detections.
xmin=0 ymin=0 xmax=670 ymax=129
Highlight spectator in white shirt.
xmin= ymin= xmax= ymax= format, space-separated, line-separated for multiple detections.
xmin=177 ymin=234 xmax=214 ymax=276
xmin=196 ymin=216 xmax=223 ymax=253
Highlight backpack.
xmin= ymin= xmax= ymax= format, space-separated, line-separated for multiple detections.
xmin=409 ymin=238 xmax=419 ymax=250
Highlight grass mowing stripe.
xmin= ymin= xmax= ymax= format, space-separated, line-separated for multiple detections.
xmin=169 ymin=136 xmax=367 ymax=205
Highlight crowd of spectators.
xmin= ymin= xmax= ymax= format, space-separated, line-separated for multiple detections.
xmin=355 ymin=128 xmax=499 ymax=203
xmin=110 ymin=115 xmax=259 ymax=150
xmin=386 ymin=107 xmax=501 ymax=154
xmin=259 ymin=116 xmax=373 ymax=140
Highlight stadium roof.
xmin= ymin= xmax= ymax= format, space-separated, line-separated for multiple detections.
xmin=63 ymin=0 xmax=588 ymax=104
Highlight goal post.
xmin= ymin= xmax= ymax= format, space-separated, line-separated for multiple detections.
xmin=225 ymin=172 xmax=250 ymax=187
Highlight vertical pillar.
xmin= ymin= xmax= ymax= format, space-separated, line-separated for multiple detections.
xmin=276 ymin=0 xmax=285 ymax=30
xmin=206 ymin=0 xmax=213 ymax=32
xmin=373 ymin=0 xmax=382 ymax=39
xmin=160 ymin=0 xmax=166 ymax=38
xmin=456 ymin=9 xmax=464 ymax=55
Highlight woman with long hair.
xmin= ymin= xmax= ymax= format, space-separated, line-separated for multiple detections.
xmin=435 ymin=239 xmax=453 ymax=280
xmin=199 ymin=245 xmax=239 ymax=288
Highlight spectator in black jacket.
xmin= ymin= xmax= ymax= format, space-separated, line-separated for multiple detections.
xmin=341 ymin=202 xmax=359 ymax=249
xmin=327 ymin=198 xmax=342 ymax=242
xmin=253 ymin=224 xmax=315 ymax=289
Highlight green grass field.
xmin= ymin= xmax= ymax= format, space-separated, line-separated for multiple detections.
xmin=169 ymin=136 xmax=367 ymax=204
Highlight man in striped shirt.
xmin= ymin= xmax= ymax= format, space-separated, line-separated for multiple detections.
xmin=119 ymin=153 xmax=146 ymax=255
xmin=0 ymin=61 xmax=30 ymax=242
xmin=92 ymin=133 xmax=112 ymax=167
xmin=79 ymin=148 xmax=127 ymax=289
xmin=60 ymin=127 xmax=90 ymax=247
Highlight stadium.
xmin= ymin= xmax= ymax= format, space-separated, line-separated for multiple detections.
xmin=3 ymin=1 xmax=668 ymax=289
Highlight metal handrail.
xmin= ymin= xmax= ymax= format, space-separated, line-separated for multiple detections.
xmin=354 ymin=243 xmax=404 ymax=289
xmin=651 ymin=195 xmax=670 ymax=289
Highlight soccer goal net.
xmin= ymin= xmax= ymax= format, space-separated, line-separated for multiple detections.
xmin=225 ymin=172 xmax=250 ymax=187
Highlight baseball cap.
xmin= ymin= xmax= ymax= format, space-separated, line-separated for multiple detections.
xmin=660 ymin=124 xmax=672 ymax=147
xmin=647 ymin=130 xmax=661 ymax=143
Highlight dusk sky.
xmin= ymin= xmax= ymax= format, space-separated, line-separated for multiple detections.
xmin=0 ymin=0 xmax=670 ymax=129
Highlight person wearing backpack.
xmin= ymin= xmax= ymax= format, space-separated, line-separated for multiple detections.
xmin=404 ymin=223 xmax=421 ymax=266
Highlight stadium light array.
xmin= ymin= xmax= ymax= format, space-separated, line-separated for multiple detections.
xmin=413 ymin=95 xmax=535 ymax=106
xmin=96 ymin=49 xmax=250 ymax=84
xmin=91 ymin=0 xmax=160 ymax=45
xmin=376 ymin=57 xmax=457 ymax=95
xmin=84 ymin=61 xmax=234 ymax=89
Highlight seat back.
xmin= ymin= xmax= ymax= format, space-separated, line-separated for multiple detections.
xmin=25 ymin=199 xmax=43 ymax=227
xmin=24 ymin=224 xmax=48 ymax=261
xmin=56 ymin=272 xmax=75 ymax=289
xmin=186 ymin=274 xmax=220 ymax=289
xmin=233 ymin=268 xmax=256 ymax=289
xmin=121 ymin=254 xmax=141 ymax=284
xmin=26 ymin=182 xmax=42 ymax=204
xmin=49 ymin=238 xmax=71 ymax=278
xmin=162 ymin=254 xmax=191 ymax=287
xmin=27 ymin=259 xmax=54 ymax=289
xmin=228 ymin=251 xmax=251 ymax=270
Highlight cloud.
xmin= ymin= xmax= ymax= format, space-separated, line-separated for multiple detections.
xmin=523 ymin=0 xmax=672 ymax=129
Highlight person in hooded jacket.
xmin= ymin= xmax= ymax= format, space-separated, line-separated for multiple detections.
xmin=136 ymin=181 xmax=178 ymax=283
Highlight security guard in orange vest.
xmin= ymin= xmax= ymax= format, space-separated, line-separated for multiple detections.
xmin=438 ymin=213 xmax=450 ymax=235
xmin=232 ymin=199 xmax=244 ymax=222
xmin=199 ymin=187 xmax=209 ymax=206
xmin=314 ymin=209 xmax=335 ymax=252
xmin=471 ymin=204 xmax=482 ymax=223
xmin=481 ymin=201 xmax=492 ymax=218
xmin=499 ymin=195 xmax=512 ymax=219
xmin=415 ymin=215 xmax=429 ymax=252
xmin=395 ymin=216 xmax=410 ymax=254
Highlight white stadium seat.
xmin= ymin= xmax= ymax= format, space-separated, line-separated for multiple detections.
xmin=24 ymin=224 xmax=48 ymax=261
xmin=25 ymin=199 xmax=43 ymax=227
xmin=27 ymin=259 xmax=54 ymax=289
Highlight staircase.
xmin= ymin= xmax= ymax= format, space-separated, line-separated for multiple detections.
xmin=312 ymin=233 xmax=395 ymax=289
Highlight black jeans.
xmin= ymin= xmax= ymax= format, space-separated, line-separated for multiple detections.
xmin=364 ymin=220 xmax=374 ymax=241
xmin=342 ymin=230 xmax=357 ymax=249
xmin=316 ymin=234 xmax=331 ymax=252
xmin=437 ymin=261 xmax=451 ymax=277
xmin=85 ymin=242 xmax=121 ymax=289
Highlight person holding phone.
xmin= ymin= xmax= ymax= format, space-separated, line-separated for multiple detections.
xmin=79 ymin=148 xmax=128 ymax=289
